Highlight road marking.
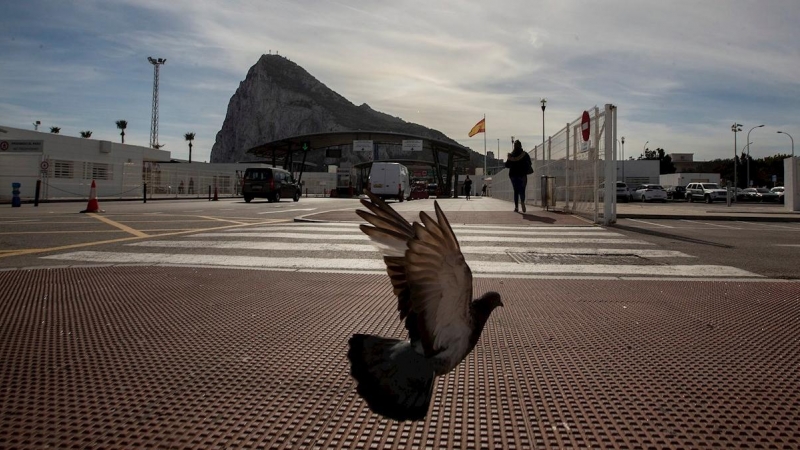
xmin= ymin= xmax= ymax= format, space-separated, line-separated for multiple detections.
xmin=0 ymin=220 xmax=287 ymax=259
xmin=0 ymin=219 xmax=42 ymax=224
xmin=236 ymin=226 xmax=619 ymax=237
xmin=127 ymin=241 xmax=692 ymax=258
xmin=87 ymin=214 xmax=149 ymax=238
xmin=191 ymin=232 xmax=652 ymax=245
xmin=197 ymin=215 xmax=249 ymax=225
xmin=626 ymin=219 xmax=675 ymax=228
xmin=40 ymin=251 xmax=759 ymax=277
xmin=0 ymin=230 xmax=128 ymax=235
xmin=291 ymin=222 xmax=605 ymax=232
xmin=775 ymin=244 xmax=800 ymax=247
xmin=257 ymin=208 xmax=317 ymax=214
xmin=680 ymin=219 xmax=741 ymax=229
xmin=748 ymin=223 xmax=800 ymax=230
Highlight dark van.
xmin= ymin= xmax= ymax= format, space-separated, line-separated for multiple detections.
xmin=242 ymin=167 xmax=301 ymax=203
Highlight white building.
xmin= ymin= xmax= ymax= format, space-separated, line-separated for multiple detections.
xmin=659 ymin=172 xmax=721 ymax=188
xmin=0 ymin=125 xmax=335 ymax=202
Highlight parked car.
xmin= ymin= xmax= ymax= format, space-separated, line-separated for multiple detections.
xmin=665 ymin=185 xmax=686 ymax=200
xmin=685 ymin=182 xmax=728 ymax=203
xmin=241 ymin=167 xmax=301 ymax=203
xmin=771 ymin=186 xmax=785 ymax=204
xmin=598 ymin=181 xmax=631 ymax=202
xmin=634 ymin=184 xmax=668 ymax=202
xmin=741 ymin=187 xmax=780 ymax=203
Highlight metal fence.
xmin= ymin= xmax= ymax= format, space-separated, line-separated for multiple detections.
xmin=490 ymin=104 xmax=619 ymax=224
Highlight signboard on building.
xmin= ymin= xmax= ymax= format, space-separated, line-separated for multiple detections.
xmin=352 ymin=140 xmax=373 ymax=152
xmin=402 ymin=139 xmax=423 ymax=152
xmin=0 ymin=140 xmax=44 ymax=153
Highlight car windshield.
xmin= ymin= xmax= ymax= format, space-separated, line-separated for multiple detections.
xmin=756 ymin=188 xmax=770 ymax=193
xmin=702 ymin=183 xmax=721 ymax=189
xmin=649 ymin=185 xmax=663 ymax=190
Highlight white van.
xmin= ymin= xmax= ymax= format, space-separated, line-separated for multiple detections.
xmin=369 ymin=162 xmax=410 ymax=202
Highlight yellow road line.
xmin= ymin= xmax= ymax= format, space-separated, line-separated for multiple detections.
xmin=197 ymin=215 xmax=249 ymax=226
xmin=89 ymin=214 xmax=150 ymax=238
xmin=0 ymin=219 xmax=289 ymax=259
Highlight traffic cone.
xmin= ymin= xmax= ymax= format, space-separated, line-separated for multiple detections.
xmin=80 ymin=180 xmax=105 ymax=213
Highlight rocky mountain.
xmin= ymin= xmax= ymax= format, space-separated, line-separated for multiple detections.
xmin=210 ymin=54 xmax=498 ymax=171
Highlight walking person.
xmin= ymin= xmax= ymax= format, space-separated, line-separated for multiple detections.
xmin=505 ymin=140 xmax=533 ymax=212
xmin=464 ymin=176 xmax=472 ymax=201
xmin=482 ymin=183 xmax=487 ymax=197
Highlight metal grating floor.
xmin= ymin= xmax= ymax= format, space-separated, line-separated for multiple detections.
xmin=0 ymin=267 xmax=798 ymax=449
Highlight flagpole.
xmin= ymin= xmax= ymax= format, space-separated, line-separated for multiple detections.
xmin=483 ymin=114 xmax=487 ymax=185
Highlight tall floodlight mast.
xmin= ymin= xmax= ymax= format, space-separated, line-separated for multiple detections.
xmin=147 ymin=57 xmax=167 ymax=148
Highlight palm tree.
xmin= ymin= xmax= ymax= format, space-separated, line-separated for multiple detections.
xmin=184 ymin=132 xmax=196 ymax=163
xmin=80 ymin=130 xmax=93 ymax=138
xmin=115 ymin=120 xmax=127 ymax=144
xmin=50 ymin=127 xmax=61 ymax=134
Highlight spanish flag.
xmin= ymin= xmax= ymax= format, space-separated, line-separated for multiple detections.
xmin=468 ymin=118 xmax=485 ymax=137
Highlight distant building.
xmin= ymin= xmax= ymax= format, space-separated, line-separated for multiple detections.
xmin=0 ymin=124 xmax=335 ymax=201
xmin=486 ymin=151 xmax=494 ymax=160
xmin=660 ymin=172 xmax=721 ymax=187
xmin=669 ymin=153 xmax=698 ymax=173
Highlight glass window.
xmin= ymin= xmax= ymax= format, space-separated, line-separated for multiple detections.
xmin=54 ymin=160 xmax=74 ymax=179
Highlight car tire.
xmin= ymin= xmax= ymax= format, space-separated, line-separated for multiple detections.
xmin=705 ymin=195 xmax=712 ymax=204
xmin=641 ymin=195 xmax=647 ymax=202
xmin=273 ymin=192 xmax=281 ymax=203
xmin=293 ymin=190 xmax=300 ymax=202
xmin=244 ymin=196 xmax=252 ymax=203
xmin=687 ymin=195 xmax=692 ymax=203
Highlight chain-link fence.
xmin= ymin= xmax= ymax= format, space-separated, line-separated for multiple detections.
xmin=490 ymin=104 xmax=619 ymax=224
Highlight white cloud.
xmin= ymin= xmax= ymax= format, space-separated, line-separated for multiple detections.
xmin=1 ymin=0 xmax=799 ymax=162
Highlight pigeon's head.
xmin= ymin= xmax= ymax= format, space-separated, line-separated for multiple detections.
xmin=473 ymin=291 xmax=503 ymax=317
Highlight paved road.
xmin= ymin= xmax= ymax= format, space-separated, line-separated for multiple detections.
xmin=1 ymin=196 xmax=798 ymax=449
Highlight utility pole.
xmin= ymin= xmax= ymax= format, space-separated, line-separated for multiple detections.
xmin=148 ymin=57 xmax=167 ymax=148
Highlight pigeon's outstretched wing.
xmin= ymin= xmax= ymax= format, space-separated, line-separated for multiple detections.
xmin=358 ymin=191 xmax=474 ymax=362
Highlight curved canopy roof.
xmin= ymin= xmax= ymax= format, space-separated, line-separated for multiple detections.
xmin=246 ymin=130 xmax=471 ymax=162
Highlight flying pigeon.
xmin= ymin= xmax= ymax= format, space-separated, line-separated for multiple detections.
xmin=347 ymin=190 xmax=503 ymax=421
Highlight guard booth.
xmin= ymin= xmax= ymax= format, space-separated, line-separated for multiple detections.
xmin=246 ymin=131 xmax=472 ymax=198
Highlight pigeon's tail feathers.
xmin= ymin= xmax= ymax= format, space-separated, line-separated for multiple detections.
xmin=347 ymin=334 xmax=435 ymax=421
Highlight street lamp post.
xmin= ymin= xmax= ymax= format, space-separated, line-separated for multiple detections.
xmin=621 ymin=136 xmax=625 ymax=181
xmin=540 ymin=98 xmax=547 ymax=160
xmin=746 ymin=124 xmax=764 ymax=187
xmin=732 ymin=123 xmax=742 ymax=191
xmin=777 ymin=131 xmax=794 ymax=158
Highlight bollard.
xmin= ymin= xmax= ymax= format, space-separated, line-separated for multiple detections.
xmin=143 ymin=183 xmax=147 ymax=203
xmin=34 ymin=180 xmax=41 ymax=207
xmin=11 ymin=182 xmax=21 ymax=207
xmin=208 ymin=186 xmax=211 ymax=201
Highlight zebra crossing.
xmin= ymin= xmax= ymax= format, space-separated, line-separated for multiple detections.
xmin=41 ymin=222 xmax=761 ymax=279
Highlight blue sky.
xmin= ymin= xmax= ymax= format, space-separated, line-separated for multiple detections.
xmin=2 ymin=0 xmax=799 ymax=162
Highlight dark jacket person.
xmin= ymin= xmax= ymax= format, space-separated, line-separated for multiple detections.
xmin=505 ymin=140 xmax=533 ymax=212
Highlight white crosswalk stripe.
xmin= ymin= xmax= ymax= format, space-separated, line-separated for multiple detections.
xmin=41 ymin=224 xmax=762 ymax=279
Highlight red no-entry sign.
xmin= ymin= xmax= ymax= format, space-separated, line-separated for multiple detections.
xmin=581 ymin=111 xmax=590 ymax=142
